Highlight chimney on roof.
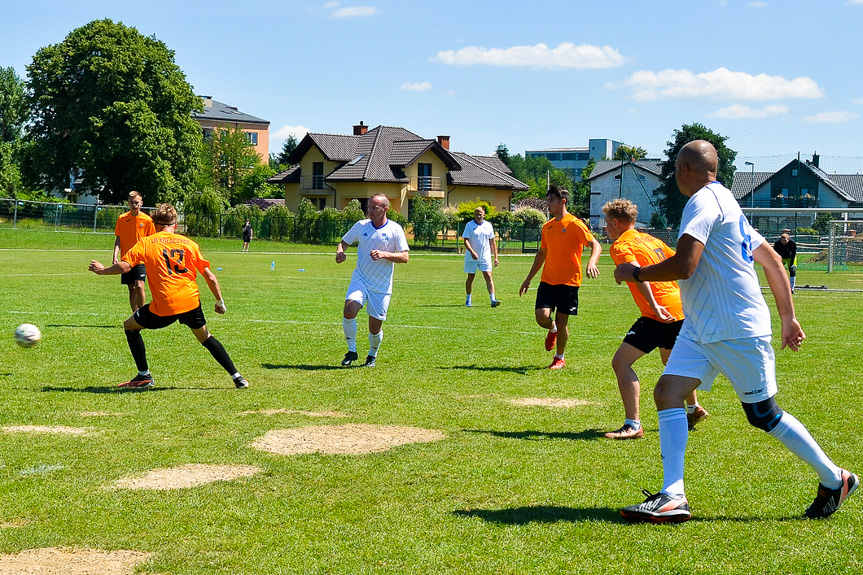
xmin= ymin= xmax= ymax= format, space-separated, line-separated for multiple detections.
xmin=437 ymin=135 xmax=450 ymax=150
xmin=200 ymin=95 xmax=213 ymax=108
xmin=812 ymin=152 xmax=820 ymax=168
xmin=353 ymin=121 xmax=368 ymax=136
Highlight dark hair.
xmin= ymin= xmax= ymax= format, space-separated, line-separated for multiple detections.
xmin=546 ymin=185 xmax=569 ymax=202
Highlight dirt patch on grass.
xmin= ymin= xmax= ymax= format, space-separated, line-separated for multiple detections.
xmin=1 ymin=425 xmax=95 ymax=435
xmin=250 ymin=424 xmax=446 ymax=456
xmin=0 ymin=547 xmax=151 ymax=574
xmin=109 ymin=464 xmax=261 ymax=490
xmin=0 ymin=519 xmax=31 ymax=529
xmin=240 ymin=409 xmax=348 ymax=418
xmin=509 ymin=397 xmax=596 ymax=408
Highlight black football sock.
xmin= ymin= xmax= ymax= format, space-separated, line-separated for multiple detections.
xmin=201 ymin=336 xmax=238 ymax=376
xmin=124 ymin=329 xmax=149 ymax=373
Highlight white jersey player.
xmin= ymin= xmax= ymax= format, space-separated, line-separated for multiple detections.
xmin=462 ymin=206 xmax=500 ymax=307
xmin=335 ymin=193 xmax=409 ymax=367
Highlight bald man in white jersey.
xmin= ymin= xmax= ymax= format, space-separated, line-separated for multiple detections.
xmin=336 ymin=194 xmax=409 ymax=367
xmin=615 ymin=140 xmax=856 ymax=523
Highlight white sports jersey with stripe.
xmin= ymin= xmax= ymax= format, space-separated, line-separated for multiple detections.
xmin=677 ymin=182 xmax=773 ymax=343
xmin=342 ymin=218 xmax=409 ymax=294
xmin=462 ymin=220 xmax=495 ymax=265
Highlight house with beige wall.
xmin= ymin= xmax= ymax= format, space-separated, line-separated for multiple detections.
xmin=192 ymin=96 xmax=270 ymax=164
xmin=268 ymin=122 xmax=527 ymax=215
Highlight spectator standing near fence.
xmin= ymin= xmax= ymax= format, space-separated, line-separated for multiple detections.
xmin=242 ymin=218 xmax=253 ymax=252
xmin=113 ymin=191 xmax=155 ymax=312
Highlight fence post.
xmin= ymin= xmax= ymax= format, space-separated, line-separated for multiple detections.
xmin=93 ymin=205 xmax=99 ymax=233
xmin=13 ymin=200 xmax=18 ymax=229
xmin=828 ymin=221 xmax=834 ymax=273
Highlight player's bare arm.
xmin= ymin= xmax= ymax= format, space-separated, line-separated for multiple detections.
xmin=519 ymin=248 xmax=547 ymax=296
xmin=491 ymin=237 xmax=499 ymax=267
xmin=371 ymin=249 xmax=409 ymax=263
xmin=615 ymin=235 xmax=704 ymax=284
xmin=89 ymin=260 xmax=132 ymax=275
xmin=112 ymin=236 xmax=122 ymax=265
xmin=753 ymin=242 xmax=805 ymax=351
xmin=201 ymin=267 xmax=227 ymax=314
xmin=586 ymin=238 xmax=602 ymax=278
xmin=464 ymin=238 xmax=478 ymax=260
xmin=335 ymin=240 xmax=350 ymax=264
xmin=635 ymin=279 xmax=675 ymax=322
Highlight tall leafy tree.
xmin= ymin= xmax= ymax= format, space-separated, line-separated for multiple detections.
xmin=571 ymin=157 xmax=596 ymax=218
xmin=199 ymin=125 xmax=262 ymax=205
xmin=23 ymin=19 xmax=202 ymax=204
xmin=657 ymin=122 xmax=737 ymax=226
xmin=613 ymin=145 xmax=648 ymax=161
xmin=495 ymin=143 xmax=510 ymax=164
xmin=0 ymin=67 xmax=27 ymax=197
xmin=276 ymin=135 xmax=299 ymax=167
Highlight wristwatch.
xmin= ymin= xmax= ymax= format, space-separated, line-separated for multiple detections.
xmin=633 ymin=266 xmax=644 ymax=282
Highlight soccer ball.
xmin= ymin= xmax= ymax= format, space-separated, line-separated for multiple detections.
xmin=14 ymin=324 xmax=41 ymax=348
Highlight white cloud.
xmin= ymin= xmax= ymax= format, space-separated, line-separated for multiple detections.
xmin=330 ymin=5 xmax=378 ymax=18
xmin=748 ymin=1 xmax=768 ymax=7
xmin=400 ymin=81 xmax=432 ymax=92
xmin=853 ymin=98 xmax=863 ymax=105
xmin=432 ymin=42 xmax=624 ymax=70
xmin=624 ymin=67 xmax=822 ymax=101
xmin=273 ymin=125 xmax=310 ymax=141
xmin=324 ymin=1 xmax=339 ymax=7
xmin=708 ymin=104 xmax=789 ymax=119
xmin=803 ymin=111 xmax=859 ymax=123
xmin=848 ymin=0 xmax=863 ymax=4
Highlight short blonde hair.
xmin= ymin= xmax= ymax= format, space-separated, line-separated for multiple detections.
xmin=151 ymin=203 xmax=177 ymax=226
xmin=602 ymin=199 xmax=638 ymax=223
xmin=128 ymin=191 xmax=142 ymax=201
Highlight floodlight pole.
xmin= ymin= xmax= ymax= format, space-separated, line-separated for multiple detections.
xmin=745 ymin=161 xmax=755 ymax=207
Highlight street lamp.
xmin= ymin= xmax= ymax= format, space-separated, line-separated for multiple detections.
xmin=744 ymin=161 xmax=755 ymax=207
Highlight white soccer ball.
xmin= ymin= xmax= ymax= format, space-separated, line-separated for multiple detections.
xmin=14 ymin=323 xmax=41 ymax=348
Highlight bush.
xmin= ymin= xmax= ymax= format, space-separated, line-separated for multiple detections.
xmin=343 ymin=199 xmax=365 ymax=223
xmin=796 ymin=227 xmax=818 ymax=236
xmin=514 ymin=197 xmax=547 ymax=213
xmin=224 ymin=204 xmax=263 ymax=237
xmin=456 ymin=199 xmax=496 ymax=223
xmin=513 ymin=207 xmax=547 ymax=228
xmin=387 ymin=208 xmax=407 ymax=227
xmin=264 ymin=204 xmax=294 ymax=241
xmin=183 ymin=187 xmax=228 ymax=237
xmin=409 ymin=197 xmax=448 ymax=246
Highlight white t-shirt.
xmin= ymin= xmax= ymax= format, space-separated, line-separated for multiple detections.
xmin=677 ymin=182 xmax=773 ymax=343
xmin=342 ymin=218 xmax=409 ymax=294
xmin=462 ymin=220 xmax=495 ymax=265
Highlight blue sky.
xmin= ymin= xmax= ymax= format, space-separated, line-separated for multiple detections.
xmin=3 ymin=0 xmax=863 ymax=168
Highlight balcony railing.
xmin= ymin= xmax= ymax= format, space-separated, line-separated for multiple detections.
xmin=300 ymin=175 xmax=329 ymax=192
xmin=407 ymin=176 xmax=444 ymax=197
xmin=740 ymin=198 xmax=819 ymax=209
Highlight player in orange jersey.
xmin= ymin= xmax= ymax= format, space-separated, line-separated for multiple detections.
xmin=113 ymin=191 xmax=155 ymax=312
xmin=602 ymin=199 xmax=707 ymax=439
xmin=89 ymin=204 xmax=248 ymax=390
xmin=519 ymin=186 xmax=601 ymax=369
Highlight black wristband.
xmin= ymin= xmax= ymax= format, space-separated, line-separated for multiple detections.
xmin=633 ymin=266 xmax=644 ymax=282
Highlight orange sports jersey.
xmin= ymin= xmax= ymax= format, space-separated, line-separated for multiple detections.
xmin=610 ymin=228 xmax=684 ymax=321
xmin=539 ymin=213 xmax=595 ymax=286
xmin=115 ymin=211 xmax=155 ymax=257
xmin=122 ymin=232 xmax=210 ymax=316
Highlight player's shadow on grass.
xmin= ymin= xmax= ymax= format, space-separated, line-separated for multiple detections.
xmin=41 ymin=386 xmax=175 ymax=394
xmin=453 ymin=505 xmax=620 ymax=524
xmin=464 ymin=428 xmax=607 ymax=441
xmin=441 ymin=365 xmax=542 ymax=375
xmin=262 ymin=363 xmax=344 ymax=371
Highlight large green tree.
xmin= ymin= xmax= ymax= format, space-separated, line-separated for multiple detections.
xmin=0 ymin=67 xmax=28 ymax=197
xmin=23 ymin=19 xmax=202 ymax=204
xmin=199 ymin=125 xmax=263 ymax=205
xmin=613 ymin=144 xmax=648 ymax=161
xmin=657 ymin=123 xmax=737 ymax=226
xmin=501 ymin=151 xmax=574 ymax=202
xmin=276 ymin=135 xmax=299 ymax=167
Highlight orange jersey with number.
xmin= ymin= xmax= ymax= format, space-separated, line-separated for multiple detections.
xmin=115 ymin=211 xmax=155 ymax=257
xmin=539 ymin=213 xmax=595 ymax=286
xmin=122 ymin=232 xmax=210 ymax=316
xmin=610 ymin=228 xmax=683 ymax=321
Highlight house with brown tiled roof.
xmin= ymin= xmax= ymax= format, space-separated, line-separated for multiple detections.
xmin=268 ymin=122 xmax=528 ymax=215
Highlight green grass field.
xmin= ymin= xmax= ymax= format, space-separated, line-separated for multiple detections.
xmin=1 ymin=228 xmax=862 ymax=574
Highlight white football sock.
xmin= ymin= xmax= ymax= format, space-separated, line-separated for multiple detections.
xmin=769 ymin=412 xmax=842 ymax=488
xmin=658 ymin=408 xmax=689 ymax=497
xmin=368 ymin=330 xmax=383 ymax=357
xmin=550 ymin=321 xmax=557 ymax=334
xmin=490 ymin=292 xmax=496 ymax=303
xmin=343 ymin=318 xmax=357 ymax=352
xmin=624 ymin=418 xmax=640 ymax=429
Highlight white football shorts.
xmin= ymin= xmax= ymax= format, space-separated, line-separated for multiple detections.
xmin=346 ymin=278 xmax=391 ymax=321
xmin=663 ymin=334 xmax=778 ymax=404
xmin=464 ymin=257 xmax=492 ymax=274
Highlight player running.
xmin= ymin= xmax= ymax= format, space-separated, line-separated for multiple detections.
xmin=602 ymin=199 xmax=707 ymax=440
xmin=519 ymin=186 xmax=601 ymax=369
xmin=336 ymin=193 xmax=409 ymax=367
xmin=615 ymin=141 xmax=856 ymax=523
xmin=89 ymin=203 xmax=249 ymax=390
xmin=113 ymin=191 xmax=155 ymax=312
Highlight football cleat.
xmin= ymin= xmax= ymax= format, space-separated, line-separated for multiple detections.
xmin=687 ymin=406 xmax=710 ymax=430
xmin=341 ymin=351 xmax=359 ymax=367
xmin=465 ymin=300 xmax=472 ymax=307
xmin=805 ymin=469 xmax=858 ymax=518
xmin=547 ymin=356 xmax=565 ymax=370
xmin=491 ymin=300 xmax=501 ymax=308
xmin=604 ymin=424 xmax=644 ymax=440
xmin=544 ymin=330 xmax=557 ymax=351
xmin=621 ymin=489 xmax=691 ymax=523
xmin=233 ymin=375 xmax=249 ymax=389
xmin=118 ymin=374 xmax=154 ymax=389
xmin=362 ymin=355 xmax=376 ymax=368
